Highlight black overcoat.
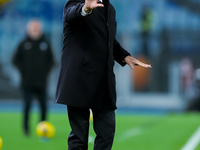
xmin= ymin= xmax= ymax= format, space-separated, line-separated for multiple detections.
xmin=55 ymin=0 xmax=130 ymax=109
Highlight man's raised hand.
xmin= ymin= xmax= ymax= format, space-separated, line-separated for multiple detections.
xmin=83 ymin=0 xmax=104 ymax=13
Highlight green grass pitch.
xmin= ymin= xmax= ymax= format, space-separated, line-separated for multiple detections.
xmin=1 ymin=112 xmax=200 ymax=150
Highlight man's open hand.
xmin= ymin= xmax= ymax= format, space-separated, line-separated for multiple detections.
xmin=125 ymin=55 xmax=152 ymax=69
xmin=83 ymin=0 xmax=104 ymax=13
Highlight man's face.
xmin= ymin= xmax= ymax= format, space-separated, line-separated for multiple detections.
xmin=27 ymin=21 xmax=42 ymax=39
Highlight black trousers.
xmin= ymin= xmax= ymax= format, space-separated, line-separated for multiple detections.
xmin=67 ymin=105 xmax=115 ymax=150
xmin=22 ymin=87 xmax=47 ymax=134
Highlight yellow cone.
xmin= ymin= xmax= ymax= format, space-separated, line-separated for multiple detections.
xmin=0 ymin=136 xmax=3 ymax=150
xmin=90 ymin=109 xmax=93 ymax=122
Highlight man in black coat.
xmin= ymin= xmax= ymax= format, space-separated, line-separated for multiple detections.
xmin=13 ymin=20 xmax=54 ymax=136
xmin=55 ymin=0 xmax=151 ymax=149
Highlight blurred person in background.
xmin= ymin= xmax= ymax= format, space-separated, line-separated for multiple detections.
xmin=140 ymin=4 xmax=153 ymax=58
xmin=131 ymin=4 xmax=153 ymax=92
xmin=55 ymin=0 xmax=151 ymax=149
xmin=12 ymin=20 xmax=54 ymax=136
xmin=180 ymin=58 xmax=200 ymax=111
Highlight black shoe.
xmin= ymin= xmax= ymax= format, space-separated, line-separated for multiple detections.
xmin=24 ymin=129 xmax=29 ymax=137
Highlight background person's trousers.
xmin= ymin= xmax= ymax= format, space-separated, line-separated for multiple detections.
xmin=67 ymin=105 xmax=115 ymax=150
xmin=22 ymin=87 xmax=47 ymax=134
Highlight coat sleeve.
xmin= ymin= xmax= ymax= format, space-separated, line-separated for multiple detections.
xmin=12 ymin=43 xmax=24 ymax=72
xmin=113 ymin=39 xmax=130 ymax=66
xmin=64 ymin=1 xmax=90 ymax=24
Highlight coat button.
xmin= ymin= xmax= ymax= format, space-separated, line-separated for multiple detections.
xmin=107 ymin=23 xmax=109 ymax=27
xmin=108 ymin=42 xmax=110 ymax=46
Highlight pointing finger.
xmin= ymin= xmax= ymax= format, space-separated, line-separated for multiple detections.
xmin=129 ymin=63 xmax=134 ymax=69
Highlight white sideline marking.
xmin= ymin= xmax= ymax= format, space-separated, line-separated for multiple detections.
xmin=88 ymin=135 xmax=95 ymax=143
xmin=119 ymin=127 xmax=143 ymax=141
xmin=181 ymin=126 xmax=200 ymax=150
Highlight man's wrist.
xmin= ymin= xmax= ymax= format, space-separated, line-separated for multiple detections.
xmin=123 ymin=55 xmax=131 ymax=63
xmin=81 ymin=5 xmax=92 ymax=16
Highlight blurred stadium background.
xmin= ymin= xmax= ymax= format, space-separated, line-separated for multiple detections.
xmin=1 ymin=0 xmax=200 ymax=149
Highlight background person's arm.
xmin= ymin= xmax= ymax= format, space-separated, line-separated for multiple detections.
xmin=12 ymin=43 xmax=24 ymax=71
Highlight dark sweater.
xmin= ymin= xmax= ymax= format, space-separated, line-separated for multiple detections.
xmin=13 ymin=35 xmax=54 ymax=89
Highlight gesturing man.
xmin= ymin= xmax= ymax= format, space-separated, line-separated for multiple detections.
xmin=55 ymin=0 xmax=151 ymax=149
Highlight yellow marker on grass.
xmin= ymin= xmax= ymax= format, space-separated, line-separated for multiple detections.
xmin=90 ymin=109 xmax=93 ymax=122
xmin=36 ymin=121 xmax=55 ymax=138
xmin=0 ymin=136 xmax=3 ymax=150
